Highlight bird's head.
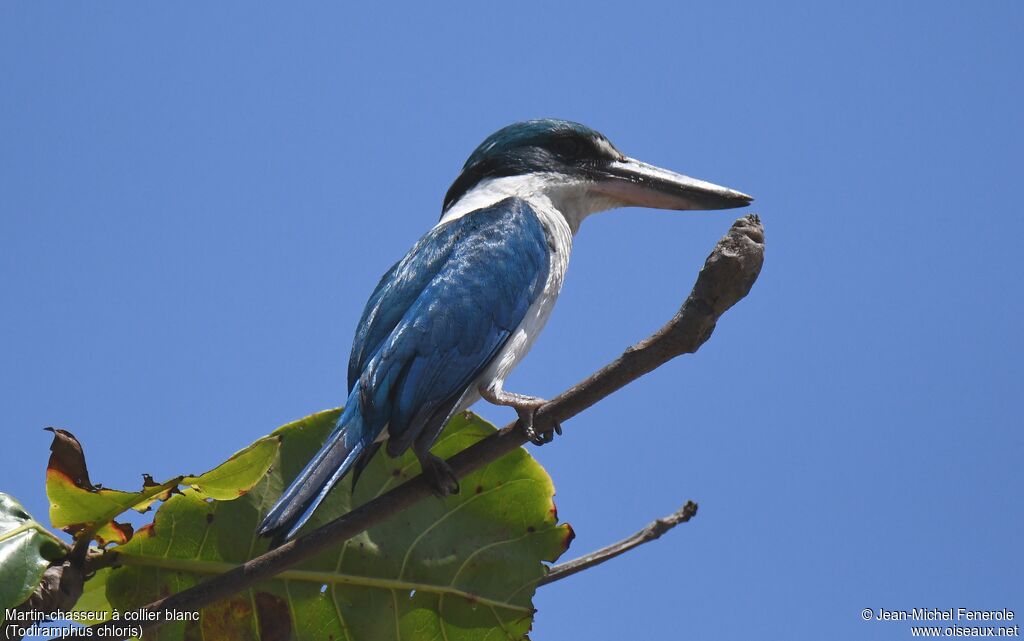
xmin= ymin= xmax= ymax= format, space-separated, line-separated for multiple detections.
xmin=442 ymin=119 xmax=752 ymax=229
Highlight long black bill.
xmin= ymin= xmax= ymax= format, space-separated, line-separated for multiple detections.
xmin=594 ymin=157 xmax=753 ymax=210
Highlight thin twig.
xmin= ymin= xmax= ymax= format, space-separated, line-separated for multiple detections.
xmin=88 ymin=214 xmax=764 ymax=639
xmin=539 ymin=501 xmax=698 ymax=586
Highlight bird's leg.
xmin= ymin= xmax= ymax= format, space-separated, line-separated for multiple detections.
xmin=479 ymin=385 xmax=562 ymax=446
xmin=414 ymin=443 xmax=460 ymax=497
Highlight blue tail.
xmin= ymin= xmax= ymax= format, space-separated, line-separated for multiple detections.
xmin=257 ymin=394 xmax=375 ymax=544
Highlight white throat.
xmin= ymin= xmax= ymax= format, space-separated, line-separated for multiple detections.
xmin=438 ymin=173 xmax=619 ymax=233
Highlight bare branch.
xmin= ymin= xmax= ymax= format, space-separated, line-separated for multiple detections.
xmin=539 ymin=501 xmax=698 ymax=586
xmin=88 ymin=214 xmax=764 ymax=639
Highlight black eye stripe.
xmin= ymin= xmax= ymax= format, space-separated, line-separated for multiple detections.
xmin=550 ymin=137 xmax=581 ymax=158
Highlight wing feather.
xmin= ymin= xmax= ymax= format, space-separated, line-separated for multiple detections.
xmin=349 ymin=197 xmax=550 ymax=456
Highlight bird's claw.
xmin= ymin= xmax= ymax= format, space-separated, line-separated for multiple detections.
xmin=419 ymin=453 xmax=460 ymax=497
xmin=517 ymin=406 xmax=562 ymax=446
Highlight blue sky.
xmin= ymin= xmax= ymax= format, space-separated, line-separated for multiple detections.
xmin=2 ymin=2 xmax=1021 ymax=639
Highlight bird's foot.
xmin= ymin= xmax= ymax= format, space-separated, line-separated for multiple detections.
xmin=418 ymin=452 xmax=460 ymax=497
xmin=522 ymin=415 xmax=562 ymax=446
xmin=500 ymin=393 xmax=561 ymax=445
xmin=480 ymin=387 xmax=562 ymax=446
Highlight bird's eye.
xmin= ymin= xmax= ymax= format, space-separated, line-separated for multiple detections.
xmin=552 ymin=137 xmax=581 ymax=158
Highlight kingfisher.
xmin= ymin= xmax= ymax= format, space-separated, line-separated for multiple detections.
xmin=257 ymin=119 xmax=751 ymax=542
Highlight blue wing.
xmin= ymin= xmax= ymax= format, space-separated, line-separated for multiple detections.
xmin=349 ymin=197 xmax=551 ymax=456
xmin=257 ymin=197 xmax=550 ymax=542
xmin=348 ymin=223 xmax=463 ymax=392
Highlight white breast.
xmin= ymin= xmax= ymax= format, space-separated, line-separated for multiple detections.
xmin=436 ymin=175 xmax=576 ymax=409
xmin=479 ymin=194 xmax=572 ymax=393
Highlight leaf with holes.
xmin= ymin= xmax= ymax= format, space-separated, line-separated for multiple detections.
xmin=82 ymin=409 xmax=573 ymax=640
xmin=0 ymin=492 xmax=66 ymax=624
xmin=45 ymin=427 xmax=279 ymax=547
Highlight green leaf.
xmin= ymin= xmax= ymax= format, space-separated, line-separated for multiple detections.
xmin=45 ymin=428 xmax=279 ymax=546
xmin=74 ymin=567 xmax=115 ymax=624
xmin=0 ymin=492 xmax=65 ymax=625
xmin=85 ymin=410 xmax=573 ymax=641
xmin=183 ymin=436 xmax=282 ymax=501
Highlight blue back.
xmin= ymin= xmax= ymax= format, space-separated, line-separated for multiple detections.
xmin=348 ymin=197 xmax=551 ymax=455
